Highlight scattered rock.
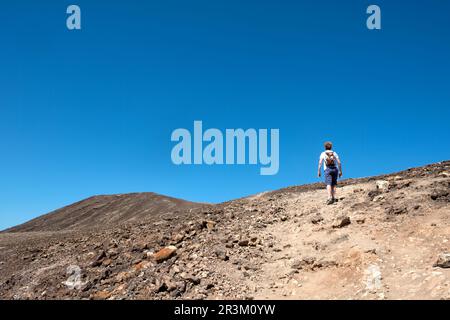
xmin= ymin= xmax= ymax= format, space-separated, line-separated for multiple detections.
xmin=386 ymin=206 xmax=408 ymax=216
xmin=102 ymin=258 xmax=112 ymax=267
xmin=434 ymin=253 xmax=450 ymax=268
xmin=332 ymin=216 xmax=351 ymax=228
xmin=206 ymin=221 xmax=216 ymax=231
xmin=132 ymin=242 xmax=148 ymax=252
xmin=355 ymin=217 xmax=366 ymax=224
xmin=91 ymin=250 xmax=106 ymax=267
xmin=215 ymin=249 xmax=229 ymax=261
xmin=431 ymin=190 xmax=449 ymax=201
xmin=156 ymin=282 xmax=168 ymax=293
xmin=152 ymin=246 xmax=177 ymax=263
xmin=310 ymin=215 xmax=324 ymax=224
xmin=183 ymin=274 xmax=201 ymax=285
xmin=238 ymin=240 xmax=249 ymax=247
xmin=439 ymin=171 xmax=450 ymax=178
xmin=373 ymin=195 xmax=385 ymax=202
xmin=291 ymin=257 xmax=316 ymax=270
xmin=314 ymin=258 xmax=338 ymax=269
xmin=376 ymin=180 xmax=390 ymax=191
xmin=91 ymin=290 xmax=111 ymax=300
xmin=171 ymin=233 xmax=185 ymax=244
xmin=367 ymin=189 xmax=382 ymax=200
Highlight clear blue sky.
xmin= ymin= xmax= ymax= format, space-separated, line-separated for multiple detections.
xmin=1 ymin=1 xmax=449 ymax=230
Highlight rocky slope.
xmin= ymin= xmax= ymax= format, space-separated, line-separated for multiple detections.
xmin=0 ymin=161 xmax=449 ymax=300
xmin=3 ymin=192 xmax=209 ymax=233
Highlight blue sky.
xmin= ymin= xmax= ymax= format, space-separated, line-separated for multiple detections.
xmin=1 ymin=1 xmax=449 ymax=230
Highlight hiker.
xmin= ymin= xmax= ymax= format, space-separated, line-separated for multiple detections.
xmin=317 ymin=141 xmax=342 ymax=204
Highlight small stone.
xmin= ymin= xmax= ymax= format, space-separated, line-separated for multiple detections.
xmin=376 ymin=180 xmax=389 ymax=191
xmin=310 ymin=215 xmax=324 ymax=224
xmin=156 ymin=282 xmax=168 ymax=293
xmin=206 ymin=221 xmax=216 ymax=231
xmin=386 ymin=206 xmax=408 ymax=215
xmin=291 ymin=257 xmax=316 ymax=270
xmin=91 ymin=250 xmax=106 ymax=267
xmin=166 ymin=281 xmax=177 ymax=292
xmin=238 ymin=240 xmax=249 ymax=247
xmin=91 ymin=290 xmax=111 ymax=300
xmin=355 ymin=217 xmax=365 ymax=224
xmin=373 ymin=195 xmax=385 ymax=202
xmin=107 ymin=248 xmax=119 ymax=258
xmin=185 ymin=275 xmax=201 ymax=285
xmin=152 ymin=246 xmax=177 ymax=263
xmin=132 ymin=242 xmax=148 ymax=252
xmin=367 ymin=189 xmax=382 ymax=200
xmin=215 ymin=249 xmax=229 ymax=261
xmin=332 ymin=216 xmax=351 ymax=228
xmin=431 ymin=190 xmax=449 ymax=201
xmin=102 ymin=258 xmax=112 ymax=267
xmin=172 ymin=233 xmax=185 ymax=244
xmin=434 ymin=253 xmax=450 ymax=268
xmin=291 ymin=260 xmax=302 ymax=270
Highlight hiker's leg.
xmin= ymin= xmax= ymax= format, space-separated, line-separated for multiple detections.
xmin=324 ymin=168 xmax=333 ymax=201
xmin=326 ymin=185 xmax=333 ymax=199
xmin=332 ymin=185 xmax=337 ymax=199
xmin=330 ymin=168 xmax=338 ymax=200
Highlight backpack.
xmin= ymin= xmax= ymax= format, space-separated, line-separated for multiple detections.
xmin=325 ymin=151 xmax=336 ymax=167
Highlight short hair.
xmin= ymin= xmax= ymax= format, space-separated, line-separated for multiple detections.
xmin=324 ymin=141 xmax=333 ymax=150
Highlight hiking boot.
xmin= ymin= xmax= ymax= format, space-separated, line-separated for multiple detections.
xmin=326 ymin=198 xmax=333 ymax=205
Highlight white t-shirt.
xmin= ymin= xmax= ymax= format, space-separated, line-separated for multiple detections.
xmin=319 ymin=151 xmax=340 ymax=170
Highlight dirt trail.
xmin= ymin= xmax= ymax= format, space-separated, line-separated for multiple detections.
xmin=248 ymin=179 xmax=450 ymax=299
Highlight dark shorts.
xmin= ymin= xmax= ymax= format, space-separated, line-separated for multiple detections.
xmin=325 ymin=167 xmax=338 ymax=186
